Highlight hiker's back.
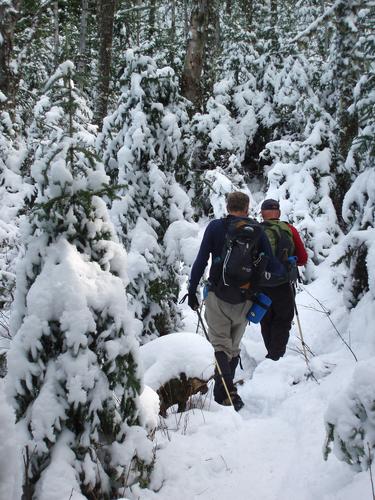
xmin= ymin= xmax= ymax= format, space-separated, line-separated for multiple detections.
xmin=211 ymin=216 xmax=267 ymax=304
xmin=262 ymin=220 xmax=295 ymax=276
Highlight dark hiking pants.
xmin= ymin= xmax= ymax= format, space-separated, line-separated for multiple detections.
xmin=260 ymin=283 xmax=294 ymax=360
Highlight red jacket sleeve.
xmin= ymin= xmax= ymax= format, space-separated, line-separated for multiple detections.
xmin=288 ymin=224 xmax=308 ymax=266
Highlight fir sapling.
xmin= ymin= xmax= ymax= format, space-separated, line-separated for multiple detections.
xmin=6 ymin=61 xmax=154 ymax=500
xmin=324 ymin=359 xmax=375 ymax=472
xmin=98 ymin=48 xmax=191 ymax=340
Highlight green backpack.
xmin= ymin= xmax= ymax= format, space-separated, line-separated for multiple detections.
xmin=262 ymin=220 xmax=295 ymax=264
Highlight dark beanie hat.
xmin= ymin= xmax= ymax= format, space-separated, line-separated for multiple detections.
xmin=261 ymin=199 xmax=280 ymax=210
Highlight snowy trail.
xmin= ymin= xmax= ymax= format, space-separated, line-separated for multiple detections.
xmin=137 ymin=279 xmax=373 ymax=500
xmin=142 ymin=361 xmax=358 ymax=500
xmin=149 ymin=410 xmax=298 ymax=500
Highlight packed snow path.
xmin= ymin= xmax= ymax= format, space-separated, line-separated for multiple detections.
xmin=137 ymin=278 xmax=373 ymax=500
xmin=143 ymin=360 xmax=359 ymax=500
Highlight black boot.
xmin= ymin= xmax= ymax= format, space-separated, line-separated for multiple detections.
xmin=214 ymin=351 xmax=244 ymax=412
xmin=230 ymin=355 xmax=240 ymax=379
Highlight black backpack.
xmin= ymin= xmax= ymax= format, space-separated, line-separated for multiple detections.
xmin=213 ymin=217 xmax=268 ymax=304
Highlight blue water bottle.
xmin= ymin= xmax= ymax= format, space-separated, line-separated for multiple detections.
xmin=246 ymin=292 xmax=272 ymax=324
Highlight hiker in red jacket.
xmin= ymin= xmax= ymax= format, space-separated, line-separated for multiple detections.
xmin=260 ymin=199 xmax=308 ymax=360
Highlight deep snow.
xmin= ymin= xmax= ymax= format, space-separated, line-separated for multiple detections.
xmin=131 ymin=268 xmax=374 ymax=500
xmin=1 ymin=263 xmax=374 ymax=500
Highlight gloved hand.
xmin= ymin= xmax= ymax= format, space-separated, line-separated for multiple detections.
xmin=188 ymin=291 xmax=199 ymax=311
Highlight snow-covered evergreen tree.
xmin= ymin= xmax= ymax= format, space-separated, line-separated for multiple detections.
xmin=6 ymin=62 xmax=153 ymax=500
xmin=189 ymin=21 xmax=262 ymax=215
xmin=257 ymin=54 xmax=340 ymax=277
xmin=0 ymin=108 xmax=17 ymax=328
xmin=99 ymin=48 xmax=191 ymax=339
xmin=0 ymin=96 xmax=32 ymax=378
xmin=330 ymin=1 xmax=374 ymax=307
xmin=324 ymin=359 xmax=375 ymax=472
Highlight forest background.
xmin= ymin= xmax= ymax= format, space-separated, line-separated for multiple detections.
xmin=0 ymin=0 xmax=374 ymax=499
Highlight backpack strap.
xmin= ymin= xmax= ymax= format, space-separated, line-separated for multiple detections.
xmin=208 ymin=216 xmax=232 ymax=287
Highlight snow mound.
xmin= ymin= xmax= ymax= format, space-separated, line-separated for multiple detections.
xmin=139 ymin=385 xmax=160 ymax=432
xmin=140 ymin=332 xmax=214 ymax=390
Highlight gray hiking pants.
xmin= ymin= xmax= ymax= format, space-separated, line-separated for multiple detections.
xmin=204 ymin=291 xmax=252 ymax=359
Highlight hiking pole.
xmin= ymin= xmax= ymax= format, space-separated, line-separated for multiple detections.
xmin=195 ymin=300 xmax=204 ymax=334
xmin=292 ymin=282 xmax=309 ymax=364
xmin=196 ymin=308 xmax=234 ymax=408
xmin=287 ymin=260 xmax=309 ymax=365
xmin=179 ymin=293 xmax=234 ymax=407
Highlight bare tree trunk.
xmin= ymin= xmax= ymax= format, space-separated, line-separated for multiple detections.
xmin=270 ymin=0 xmax=278 ymax=51
xmin=330 ymin=1 xmax=361 ymax=228
xmin=53 ymin=0 xmax=60 ymax=67
xmin=168 ymin=0 xmax=176 ymax=64
xmin=95 ymin=0 xmax=116 ymax=128
xmin=183 ymin=0 xmax=189 ymax=41
xmin=148 ymin=0 xmax=157 ymax=40
xmin=0 ymin=0 xmax=19 ymax=109
xmin=240 ymin=0 xmax=253 ymax=28
xmin=171 ymin=0 xmax=176 ymax=42
xmin=136 ymin=0 xmax=142 ymax=45
xmin=181 ymin=0 xmax=209 ymax=110
xmin=202 ymin=0 xmax=220 ymax=101
xmin=226 ymin=0 xmax=232 ymax=16
xmin=77 ymin=0 xmax=89 ymax=77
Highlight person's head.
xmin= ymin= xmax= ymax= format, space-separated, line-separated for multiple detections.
xmin=261 ymin=199 xmax=280 ymax=221
xmin=226 ymin=192 xmax=249 ymax=216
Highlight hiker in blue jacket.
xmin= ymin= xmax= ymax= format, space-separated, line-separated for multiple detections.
xmin=188 ymin=192 xmax=272 ymax=411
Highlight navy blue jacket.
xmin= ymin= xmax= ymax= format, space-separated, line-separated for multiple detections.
xmin=189 ymin=216 xmax=273 ymax=293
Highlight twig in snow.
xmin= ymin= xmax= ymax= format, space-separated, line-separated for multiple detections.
xmin=300 ymin=285 xmax=358 ymax=362
xmin=220 ymin=454 xmax=231 ymax=473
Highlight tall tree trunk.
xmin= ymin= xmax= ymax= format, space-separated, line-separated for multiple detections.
xmin=0 ymin=0 xmax=19 ymax=110
xmin=95 ymin=0 xmax=116 ymax=128
xmin=171 ymin=0 xmax=176 ymax=43
xmin=77 ymin=0 xmax=89 ymax=78
xmin=181 ymin=0 xmax=210 ymax=110
xmin=183 ymin=0 xmax=189 ymax=40
xmin=53 ymin=0 xmax=60 ymax=67
xmin=240 ymin=0 xmax=253 ymax=28
xmin=270 ymin=0 xmax=278 ymax=51
xmin=136 ymin=0 xmax=142 ymax=45
xmin=336 ymin=1 xmax=360 ymax=162
xmin=169 ymin=0 xmax=176 ymax=64
xmin=331 ymin=0 xmax=361 ymax=228
xmin=202 ymin=0 xmax=220 ymax=101
xmin=148 ymin=0 xmax=157 ymax=41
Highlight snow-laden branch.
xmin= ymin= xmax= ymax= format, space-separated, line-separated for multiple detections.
xmin=117 ymin=4 xmax=151 ymax=14
xmin=289 ymin=0 xmax=341 ymax=44
xmin=287 ymin=0 xmax=371 ymax=46
xmin=17 ymin=0 xmax=55 ymax=65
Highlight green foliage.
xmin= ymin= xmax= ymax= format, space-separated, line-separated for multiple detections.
xmin=324 ymin=360 xmax=375 ymax=472
xmin=7 ymin=62 xmax=153 ymax=499
xmin=100 ymin=49 xmax=190 ymax=339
